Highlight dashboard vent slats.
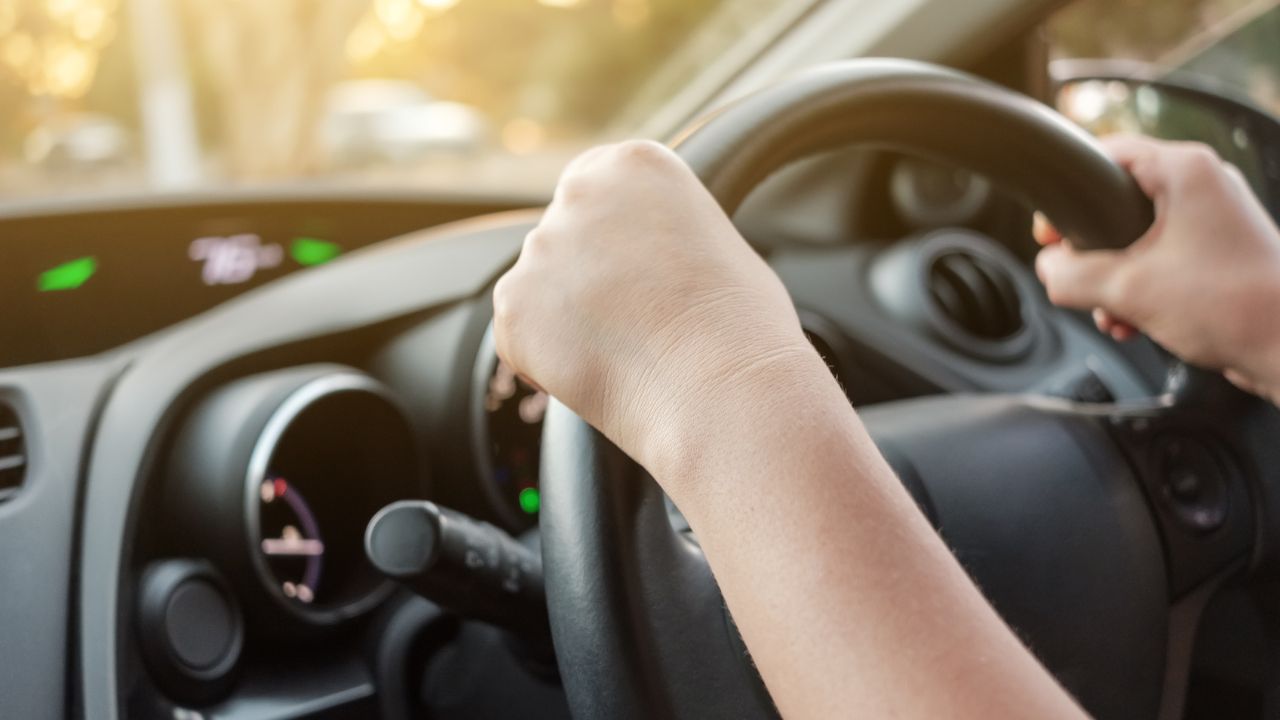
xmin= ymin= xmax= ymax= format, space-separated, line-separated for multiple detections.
xmin=927 ymin=251 xmax=1024 ymax=341
xmin=0 ymin=402 xmax=26 ymax=501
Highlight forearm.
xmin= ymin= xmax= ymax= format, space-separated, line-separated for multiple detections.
xmin=648 ymin=348 xmax=1087 ymax=719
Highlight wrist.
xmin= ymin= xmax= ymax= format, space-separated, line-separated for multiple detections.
xmin=630 ymin=334 xmax=847 ymax=506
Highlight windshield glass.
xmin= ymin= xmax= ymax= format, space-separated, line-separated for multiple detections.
xmin=0 ymin=0 xmax=794 ymax=202
xmin=1049 ymin=0 xmax=1280 ymax=113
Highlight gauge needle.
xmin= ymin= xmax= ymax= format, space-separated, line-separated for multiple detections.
xmin=261 ymin=537 xmax=325 ymax=556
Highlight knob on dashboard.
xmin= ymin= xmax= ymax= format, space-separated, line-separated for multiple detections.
xmin=136 ymin=559 xmax=243 ymax=704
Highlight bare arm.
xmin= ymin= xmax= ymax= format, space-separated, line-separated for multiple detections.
xmin=494 ymin=140 xmax=1085 ymax=718
xmin=646 ymin=344 xmax=1086 ymax=719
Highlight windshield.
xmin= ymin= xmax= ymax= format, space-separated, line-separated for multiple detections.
xmin=0 ymin=0 xmax=795 ymax=202
xmin=1050 ymin=0 xmax=1280 ymax=113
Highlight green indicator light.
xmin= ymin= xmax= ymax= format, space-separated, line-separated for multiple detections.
xmin=290 ymin=237 xmax=341 ymax=267
xmin=38 ymin=256 xmax=97 ymax=292
xmin=518 ymin=487 xmax=541 ymax=515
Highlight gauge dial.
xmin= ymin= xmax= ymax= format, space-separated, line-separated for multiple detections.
xmin=889 ymin=156 xmax=992 ymax=230
xmin=163 ymin=365 xmax=423 ymax=629
xmin=486 ymin=357 xmax=548 ymax=521
xmin=257 ymin=477 xmax=324 ymax=604
xmin=474 ymin=326 xmax=548 ymax=529
xmin=245 ymin=371 xmax=420 ymax=623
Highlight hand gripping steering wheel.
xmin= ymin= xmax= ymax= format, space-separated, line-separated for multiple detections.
xmin=538 ymin=59 xmax=1280 ymax=720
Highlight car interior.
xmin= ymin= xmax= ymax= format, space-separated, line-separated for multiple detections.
xmin=2 ymin=0 xmax=1280 ymax=718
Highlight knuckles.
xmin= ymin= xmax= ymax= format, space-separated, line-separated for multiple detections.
xmin=557 ymin=139 xmax=682 ymax=202
xmin=491 ymin=268 xmax=520 ymax=333
xmin=1169 ymin=142 xmax=1230 ymax=192
xmin=1101 ymin=264 xmax=1140 ymax=311
xmin=491 ymin=270 xmax=526 ymax=370
xmin=495 ymin=138 xmax=692 ymax=384
xmin=521 ymin=227 xmax=549 ymax=256
xmin=1176 ymin=142 xmax=1222 ymax=169
xmin=612 ymin=138 xmax=677 ymax=167
xmin=555 ymin=169 xmax=595 ymax=205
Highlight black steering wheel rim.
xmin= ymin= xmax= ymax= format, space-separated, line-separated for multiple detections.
xmin=675 ymin=58 xmax=1153 ymax=250
xmin=537 ymin=58 xmax=1239 ymax=720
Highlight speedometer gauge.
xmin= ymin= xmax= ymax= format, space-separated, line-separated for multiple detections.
xmin=889 ymin=156 xmax=992 ymax=230
xmin=257 ymin=477 xmax=324 ymax=604
xmin=243 ymin=370 xmax=417 ymax=623
xmin=163 ymin=365 xmax=424 ymax=628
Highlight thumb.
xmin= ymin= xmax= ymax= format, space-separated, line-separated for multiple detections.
xmin=1035 ymin=243 xmax=1128 ymax=312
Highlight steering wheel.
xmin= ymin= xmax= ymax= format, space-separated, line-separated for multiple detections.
xmin=538 ymin=59 xmax=1280 ymax=720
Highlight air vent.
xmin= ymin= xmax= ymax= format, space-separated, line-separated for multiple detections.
xmin=927 ymin=251 xmax=1024 ymax=341
xmin=0 ymin=402 xmax=26 ymax=501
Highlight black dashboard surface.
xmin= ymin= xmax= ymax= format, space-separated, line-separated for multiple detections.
xmin=76 ymin=210 xmax=534 ymax=720
xmin=0 ymin=192 xmax=526 ymax=368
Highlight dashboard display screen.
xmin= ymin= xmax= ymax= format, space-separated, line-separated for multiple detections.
xmin=0 ymin=198 xmax=510 ymax=368
xmin=0 ymin=215 xmax=344 ymax=368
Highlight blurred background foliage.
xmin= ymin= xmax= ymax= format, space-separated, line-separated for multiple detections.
xmin=1050 ymin=0 xmax=1279 ymax=112
xmin=1050 ymin=0 xmax=1256 ymax=58
xmin=0 ymin=0 xmax=1275 ymax=197
xmin=0 ymin=0 xmax=781 ymax=192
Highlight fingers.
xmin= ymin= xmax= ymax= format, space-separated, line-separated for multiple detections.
xmin=1097 ymin=133 xmax=1166 ymax=168
xmin=1092 ymin=308 xmax=1137 ymax=342
xmin=1035 ymin=220 xmax=1139 ymax=340
xmin=1035 ymin=134 xmax=1177 ymax=246
xmin=1098 ymin=134 xmax=1172 ymax=200
xmin=1037 ymin=244 xmax=1138 ymax=340
xmin=1035 ymin=242 xmax=1127 ymax=311
xmin=1100 ymin=134 xmax=1240 ymax=204
xmin=492 ymin=265 xmax=524 ymax=370
xmin=1224 ymin=369 xmax=1262 ymax=398
xmin=1031 ymin=212 xmax=1062 ymax=247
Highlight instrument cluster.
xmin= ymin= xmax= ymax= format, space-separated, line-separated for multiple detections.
xmin=136 ymin=365 xmax=425 ymax=705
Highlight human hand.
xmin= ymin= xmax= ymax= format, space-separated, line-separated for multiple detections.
xmin=1034 ymin=135 xmax=1280 ymax=402
xmin=492 ymin=140 xmax=816 ymax=485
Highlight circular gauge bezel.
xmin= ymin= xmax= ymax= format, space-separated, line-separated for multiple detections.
xmin=889 ymin=155 xmax=993 ymax=230
xmin=244 ymin=372 xmax=400 ymax=625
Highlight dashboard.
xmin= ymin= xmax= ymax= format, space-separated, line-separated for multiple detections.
xmin=0 ymin=152 xmax=1173 ymax=720
xmin=0 ymin=192 xmax=522 ymax=368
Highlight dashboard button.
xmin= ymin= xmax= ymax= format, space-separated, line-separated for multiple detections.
xmin=137 ymin=560 xmax=243 ymax=703
xmin=1157 ymin=437 xmax=1228 ymax=534
xmin=165 ymin=579 xmax=237 ymax=670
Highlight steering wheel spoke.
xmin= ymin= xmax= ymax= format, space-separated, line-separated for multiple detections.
xmin=863 ymin=388 xmax=1271 ymax=719
xmin=864 ymin=394 xmax=1171 ymax=716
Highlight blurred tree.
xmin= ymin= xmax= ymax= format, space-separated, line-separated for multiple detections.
xmin=1049 ymin=0 xmax=1256 ymax=60
xmin=343 ymin=0 xmax=726 ymax=140
xmin=179 ymin=0 xmax=367 ymax=179
xmin=0 ymin=0 xmax=127 ymax=155
xmin=171 ymin=0 xmax=752 ymax=178
xmin=1050 ymin=0 xmax=1279 ymax=113
xmin=5 ymin=0 xmax=778 ymax=184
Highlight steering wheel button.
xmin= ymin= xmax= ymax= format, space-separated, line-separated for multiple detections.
xmin=1157 ymin=437 xmax=1228 ymax=533
xmin=1168 ymin=468 xmax=1203 ymax=502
